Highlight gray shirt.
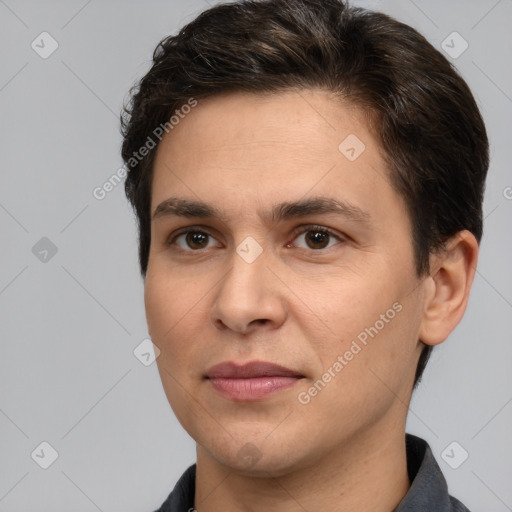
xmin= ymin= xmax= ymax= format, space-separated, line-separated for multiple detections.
xmin=154 ymin=434 xmax=470 ymax=511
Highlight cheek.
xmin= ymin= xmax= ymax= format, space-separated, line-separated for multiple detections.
xmin=301 ymin=271 xmax=389 ymax=343
xmin=145 ymin=269 xmax=200 ymax=335
xmin=301 ymin=306 xmax=418 ymax=440
xmin=339 ymin=298 xmax=421 ymax=400
xmin=144 ymin=271 xmax=216 ymax=437
xmin=144 ymin=269 xmax=213 ymax=378
xmin=304 ymin=270 xmax=418 ymax=386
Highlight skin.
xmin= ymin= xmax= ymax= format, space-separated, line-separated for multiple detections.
xmin=145 ymin=89 xmax=478 ymax=511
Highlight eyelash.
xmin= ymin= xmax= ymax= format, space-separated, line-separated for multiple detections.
xmin=166 ymin=224 xmax=345 ymax=253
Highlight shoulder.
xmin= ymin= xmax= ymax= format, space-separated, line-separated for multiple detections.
xmin=394 ymin=434 xmax=472 ymax=512
xmin=450 ymin=495 xmax=473 ymax=512
xmin=152 ymin=463 xmax=196 ymax=512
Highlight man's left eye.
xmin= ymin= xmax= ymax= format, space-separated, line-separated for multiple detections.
xmin=289 ymin=226 xmax=344 ymax=250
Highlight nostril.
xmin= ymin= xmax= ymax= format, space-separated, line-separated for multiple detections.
xmin=254 ymin=319 xmax=269 ymax=325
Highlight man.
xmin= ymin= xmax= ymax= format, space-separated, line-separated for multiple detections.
xmin=120 ymin=0 xmax=488 ymax=510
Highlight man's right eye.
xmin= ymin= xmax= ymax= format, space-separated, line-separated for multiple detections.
xmin=168 ymin=229 xmax=222 ymax=251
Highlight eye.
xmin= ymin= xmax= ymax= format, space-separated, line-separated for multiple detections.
xmin=169 ymin=229 xmax=222 ymax=251
xmin=288 ymin=225 xmax=344 ymax=251
xmin=167 ymin=225 xmax=345 ymax=253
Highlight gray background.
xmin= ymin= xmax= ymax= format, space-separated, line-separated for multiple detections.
xmin=0 ymin=0 xmax=511 ymax=510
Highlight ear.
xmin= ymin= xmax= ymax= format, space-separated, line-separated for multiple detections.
xmin=419 ymin=230 xmax=479 ymax=346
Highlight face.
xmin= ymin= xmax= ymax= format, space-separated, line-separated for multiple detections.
xmin=145 ymin=89 xmax=427 ymax=476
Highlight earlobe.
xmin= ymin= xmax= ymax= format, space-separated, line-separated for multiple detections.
xmin=419 ymin=230 xmax=479 ymax=346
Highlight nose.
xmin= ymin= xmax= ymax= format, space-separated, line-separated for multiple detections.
xmin=210 ymin=244 xmax=287 ymax=335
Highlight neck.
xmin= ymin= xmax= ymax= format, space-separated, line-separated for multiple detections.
xmin=194 ymin=422 xmax=410 ymax=512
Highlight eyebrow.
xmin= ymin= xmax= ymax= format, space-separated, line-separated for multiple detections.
xmin=152 ymin=196 xmax=371 ymax=225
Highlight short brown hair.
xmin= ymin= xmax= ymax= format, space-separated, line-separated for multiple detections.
xmin=120 ymin=0 xmax=489 ymax=387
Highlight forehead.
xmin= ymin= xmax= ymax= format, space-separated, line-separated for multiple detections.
xmin=156 ymin=89 xmax=374 ymax=159
xmin=150 ymin=89 xmax=401 ymax=226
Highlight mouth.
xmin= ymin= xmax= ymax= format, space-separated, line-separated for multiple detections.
xmin=205 ymin=360 xmax=304 ymax=379
xmin=205 ymin=360 xmax=305 ymax=401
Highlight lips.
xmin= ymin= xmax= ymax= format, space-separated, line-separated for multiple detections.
xmin=206 ymin=360 xmax=304 ymax=379
xmin=205 ymin=361 xmax=304 ymax=401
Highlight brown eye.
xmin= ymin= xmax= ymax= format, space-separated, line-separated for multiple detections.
xmin=290 ymin=225 xmax=344 ymax=251
xmin=304 ymin=230 xmax=331 ymax=249
xmin=185 ymin=231 xmax=209 ymax=250
xmin=169 ymin=229 xmax=222 ymax=252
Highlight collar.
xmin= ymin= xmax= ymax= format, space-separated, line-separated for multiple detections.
xmin=393 ymin=434 xmax=470 ymax=511
xmin=155 ymin=434 xmax=470 ymax=511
